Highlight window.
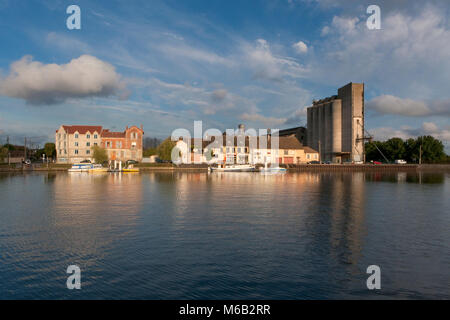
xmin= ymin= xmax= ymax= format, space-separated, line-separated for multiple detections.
xmin=64 ymin=134 xmax=66 ymax=139
xmin=131 ymin=142 xmax=136 ymax=149
xmin=86 ymin=150 xmax=90 ymax=155
xmin=64 ymin=149 xmax=67 ymax=154
xmin=117 ymin=141 xmax=122 ymax=148
xmin=86 ymin=142 xmax=90 ymax=147
xmin=94 ymin=134 xmax=98 ymax=139
xmin=106 ymin=141 xmax=110 ymax=148
xmin=87 ymin=134 xmax=90 ymax=139
xmin=74 ymin=142 xmax=78 ymax=147
xmin=307 ymin=154 xmax=310 ymax=159
xmin=58 ymin=133 xmax=61 ymax=139
xmin=75 ymin=150 xmax=79 ymax=155
xmin=75 ymin=133 xmax=79 ymax=138
xmin=94 ymin=142 xmax=98 ymax=146
xmin=284 ymin=150 xmax=288 ymax=155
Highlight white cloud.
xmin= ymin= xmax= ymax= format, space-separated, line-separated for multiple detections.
xmin=0 ymin=55 xmax=125 ymax=105
xmin=313 ymin=5 xmax=450 ymax=98
xmin=321 ymin=26 xmax=330 ymax=36
xmin=292 ymin=41 xmax=308 ymax=54
xmin=330 ymin=16 xmax=359 ymax=34
xmin=158 ymin=43 xmax=233 ymax=66
xmin=367 ymin=95 xmax=450 ymax=117
xmin=244 ymin=39 xmax=307 ymax=81
xmin=284 ymin=106 xmax=308 ymax=125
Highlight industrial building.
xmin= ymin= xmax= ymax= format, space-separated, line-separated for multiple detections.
xmin=306 ymin=82 xmax=365 ymax=163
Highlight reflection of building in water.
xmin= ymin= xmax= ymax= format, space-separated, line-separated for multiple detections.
xmin=329 ymin=172 xmax=366 ymax=265
xmin=52 ymin=173 xmax=144 ymax=229
xmin=303 ymin=172 xmax=366 ymax=266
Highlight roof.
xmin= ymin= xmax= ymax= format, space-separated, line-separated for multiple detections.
xmin=61 ymin=125 xmax=102 ymax=134
xmin=278 ymin=135 xmax=303 ymax=149
xmin=102 ymin=130 xmax=126 ymax=138
xmin=177 ymin=134 xmax=312 ymax=151
xmin=302 ymin=146 xmax=318 ymax=153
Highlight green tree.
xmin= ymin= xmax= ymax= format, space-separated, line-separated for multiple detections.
xmin=143 ymin=147 xmax=157 ymax=157
xmin=91 ymin=145 xmax=108 ymax=164
xmin=43 ymin=143 xmax=56 ymax=159
xmin=384 ymin=137 xmax=407 ymax=161
xmin=157 ymin=138 xmax=176 ymax=161
xmin=405 ymin=138 xmax=419 ymax=163
xmin=0 ymin=145 xmax=8 ymax=162
xmin=419 ymin=135 xmax=446 ymax=163
xmin=365 ymin=141 xmax=386 ymax=162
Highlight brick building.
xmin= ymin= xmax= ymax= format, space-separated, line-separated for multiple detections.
xmin=55 ymin=125 xmax=143 ymax=163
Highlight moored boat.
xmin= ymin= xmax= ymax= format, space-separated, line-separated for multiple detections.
xmin=259 ymin=163 xmax=287 ymax=174
xmin=122 ymin=168 xmax=140 ymax=173
xmin=68 ymin=163 xmax=93 ymax=172
xmin=89 ymin=165 xmax=108 ymax=173
xmin=209 ymin=164 xmax=256 ymax=172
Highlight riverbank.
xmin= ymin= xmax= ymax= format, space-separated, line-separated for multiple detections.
xmin=1 ymin=163 xmax=449 ymax=172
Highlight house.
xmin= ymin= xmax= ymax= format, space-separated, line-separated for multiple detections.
xmin=101 ymin=125 xmax=144 ymax=162
xmin=55 ymin=125 xmax=144 ymax=163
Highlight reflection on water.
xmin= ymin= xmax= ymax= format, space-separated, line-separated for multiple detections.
xmin=0 ymin=171 xmax=449 ymax=299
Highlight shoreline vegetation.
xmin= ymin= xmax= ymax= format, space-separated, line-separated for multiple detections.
xmin=1 ymin=163 xmax=449 ymax=172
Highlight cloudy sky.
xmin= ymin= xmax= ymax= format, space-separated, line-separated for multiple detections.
xmin=0 ymin=0 xmax=449 ymax=151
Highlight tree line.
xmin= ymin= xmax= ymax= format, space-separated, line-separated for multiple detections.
xmin=365 ymin=136 xmax=448 ymax=163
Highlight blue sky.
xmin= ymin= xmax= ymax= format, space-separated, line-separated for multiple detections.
xmin=0 ymin=0 xmax=449 ymax=151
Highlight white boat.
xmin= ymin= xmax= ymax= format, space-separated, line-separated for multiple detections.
xmin=259 ymin=163 xmax=287 ymax=174
xmin=68 ymin=163 xmax=93 ymax=172
xmin=209 ymin=164 xmax=256 ymax=172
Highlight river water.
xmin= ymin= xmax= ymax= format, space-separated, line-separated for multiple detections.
xmin=0 ymin=171 xmax=449 ymax=299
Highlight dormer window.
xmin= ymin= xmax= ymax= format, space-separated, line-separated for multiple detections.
xmin=75 ymin=133 xmax=79 ymax=139
xmin=87 ymin=134 xmax=90 ymax=139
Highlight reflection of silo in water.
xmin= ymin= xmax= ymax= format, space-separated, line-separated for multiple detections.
xmin=329 ymin=172 xmax=366 ymax=265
